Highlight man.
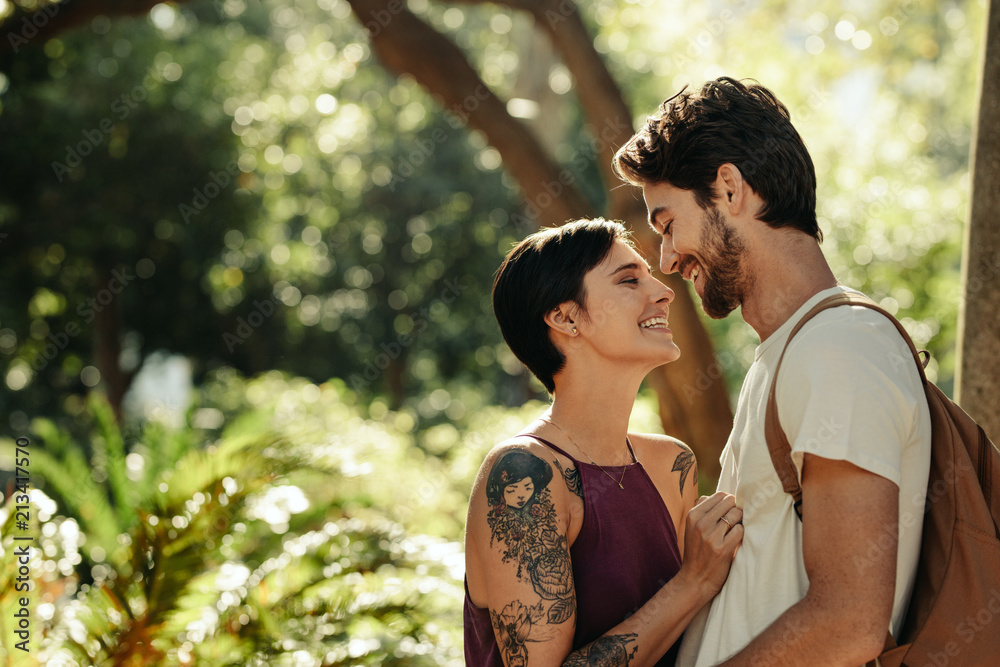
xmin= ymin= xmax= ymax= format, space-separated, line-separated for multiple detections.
xmin=614 ymin=77 xmax=932 ymax=666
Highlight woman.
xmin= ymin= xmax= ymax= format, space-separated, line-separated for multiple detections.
xmin=464 ymin=218 xmax=743 ymax=666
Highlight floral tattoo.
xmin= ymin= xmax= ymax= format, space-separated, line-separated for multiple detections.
xmin=486 ymin=450 xmax=576 ymax=634
xmin=486 ymin=452 xmax=642 ymax=665
xmin=489 ymin=600 xmax=553 ymax=667
xmin=672 ymin=444 xmax=696 ymax=494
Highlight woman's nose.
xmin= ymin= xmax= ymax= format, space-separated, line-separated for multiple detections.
xmin=652 ymin=280 xmax=674 ymax=305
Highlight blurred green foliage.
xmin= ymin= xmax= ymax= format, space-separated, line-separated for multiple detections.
xmin=0 ymin=373 xmax=669 ymax=664
xmin=1 ymin=376 xmax=471 ymax=664
xmin=0 ymin=0 xmax=985 ymax=425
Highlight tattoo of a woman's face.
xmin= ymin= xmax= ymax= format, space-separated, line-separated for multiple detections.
xmin=485 ymin=449 xmax=575 ymax=639
xmin=503 ymin=476 xmax=535 ymax=508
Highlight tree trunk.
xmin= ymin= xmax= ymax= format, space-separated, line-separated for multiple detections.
xmin=388 ymin=352 xmax=406 ymax=409
xmin=521 ymin=0 xmax=732 ymax=476
xmin=350 ymin=0 xmax=732 ymax=480
xmin=639 ymin=249 xmax=732 ymax=482
xmin=92 ymin=265 xmax=133 ymax=421
xmin=956 ymin=0 xmax=1000 ymax=443
xmin=529 ymin=0 xmax=732 ymax=479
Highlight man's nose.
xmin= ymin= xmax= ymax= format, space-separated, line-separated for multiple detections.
xmin=660 ymin=238 xmax=680 ymax=274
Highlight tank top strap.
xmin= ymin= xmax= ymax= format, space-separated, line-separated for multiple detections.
xmin=625 ymin=436 xmax=639 ymax=464
xmin=517 ymin=434 xmax=579 ymax=463
xmin=519 ymin=434 xmax=639 ymax=466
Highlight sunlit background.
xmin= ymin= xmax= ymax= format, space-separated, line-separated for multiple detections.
xmin=0 ymin=0 xmax=988 ymax=663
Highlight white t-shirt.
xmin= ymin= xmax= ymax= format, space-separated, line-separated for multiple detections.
xmin=677 ymin=286 xmax=932 ymax=666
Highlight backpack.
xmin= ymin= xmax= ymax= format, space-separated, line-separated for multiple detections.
xmin=764 ymin=291 xmax=1000 ymax=667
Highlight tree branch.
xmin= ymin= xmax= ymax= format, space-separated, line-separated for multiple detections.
xmin=0 ymin=0 xmax=196 ymax=54
xmin=348 ymin=0 xmax=595 ymax=231
xmin=447 ymin=0 xmax=732 ymax=474
xmin=449 ymin=0 xmax=636 ymax=217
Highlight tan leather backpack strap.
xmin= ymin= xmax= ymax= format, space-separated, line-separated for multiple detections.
xmin=865 ymin=631 xmax=898 ymax=667
xmin=765 ymin=291 xmax=930 ymax=521
xmin=763 ymin=291 xmax=928 ymax=520
xmin=767 ymin=291 xmax=924 ymax=660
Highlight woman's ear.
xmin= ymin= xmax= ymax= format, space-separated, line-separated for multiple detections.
xmin=544 ymin=303 xmax=579 ymax=337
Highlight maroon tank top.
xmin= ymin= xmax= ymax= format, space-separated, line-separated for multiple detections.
xmin=464 ymin=435 xmax=684 ymax=665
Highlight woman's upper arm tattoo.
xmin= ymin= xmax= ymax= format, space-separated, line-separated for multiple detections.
xmin=483 ymin=451 xmax=644 ymax=665
xmin=672 ymin=443 xmax=697 ymax=494
xmin=484 ymin=449 xmax=575 ymax=628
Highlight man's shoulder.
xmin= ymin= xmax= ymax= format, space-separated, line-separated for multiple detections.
xmin=786 ymin=299 xmax=914 ymax=365
xmin=773 ymin=295 xmax=928 ymax=413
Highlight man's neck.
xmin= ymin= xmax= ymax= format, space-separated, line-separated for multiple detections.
xmin=739 ymin=229 xmax=838 ymax=342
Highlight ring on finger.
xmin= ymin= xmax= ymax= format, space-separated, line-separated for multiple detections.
xmin=720 ymin=515 xmax=733 ymax=529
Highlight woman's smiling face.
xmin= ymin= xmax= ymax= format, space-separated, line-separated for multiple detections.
xmin=503 ymin=477 xmax=535 ymax=508
xmin=573 ymin=240 xmax=680 ymax=368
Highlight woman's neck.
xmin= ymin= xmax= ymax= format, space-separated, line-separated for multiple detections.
xmin=537 ymin=366 xmax=643 ymax=466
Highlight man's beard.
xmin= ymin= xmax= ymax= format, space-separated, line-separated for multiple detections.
xmin=699 ymin=206 xmax=750 ymax=319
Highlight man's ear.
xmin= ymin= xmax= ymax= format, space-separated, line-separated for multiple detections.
xmin=544 ymin=303 xmax=578 ymax=337
xmin=716 ymin=163 xmax=749 ymax=216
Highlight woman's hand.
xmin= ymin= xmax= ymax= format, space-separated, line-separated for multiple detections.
xmin=674 ymin=491 xmax=743 ymax=602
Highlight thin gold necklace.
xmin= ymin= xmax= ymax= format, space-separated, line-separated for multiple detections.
xmin=540 ymin=418 xmax=629 ymax=490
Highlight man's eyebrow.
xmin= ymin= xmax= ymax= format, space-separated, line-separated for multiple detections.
xmin=648 ymin=205 xmax=669 ymax=230
xmin=608 ymin=261 xmax=650 ymax=276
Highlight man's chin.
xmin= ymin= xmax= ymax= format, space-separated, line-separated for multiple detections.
xmin=700 ymin=293 xmax=740 ymax=319
xmin=703 ymin=305 xmax=737 ymax=320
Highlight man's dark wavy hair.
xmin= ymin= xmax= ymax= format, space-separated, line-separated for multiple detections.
xmin=492 ymin=218 xmax=632 ymax=394
xmin=614 ymin=77 xmax=821 ymax=241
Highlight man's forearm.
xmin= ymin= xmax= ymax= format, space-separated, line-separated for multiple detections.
xmin=716 ymin=593 xmax=884 ymax=667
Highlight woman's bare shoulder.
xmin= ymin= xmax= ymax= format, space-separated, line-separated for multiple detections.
xmin=470 ymin=436 xmax=565 ymax=503
xmin=628 ymin=432 xmax=694 ymax=461
xmin=466 ymin=434 xmax=575 ymax=564
xmin=628 ymin=432 xmax=699 ymax=499
xmin=474 ymin=435 xmax=559 ymax=479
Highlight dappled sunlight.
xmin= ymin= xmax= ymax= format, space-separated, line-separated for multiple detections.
xmin=0 ymin=0 xmax=991 ymax=661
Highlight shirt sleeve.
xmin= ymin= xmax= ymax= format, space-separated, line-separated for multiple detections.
xmin=775 ymin=306 xmax=925 ymax=486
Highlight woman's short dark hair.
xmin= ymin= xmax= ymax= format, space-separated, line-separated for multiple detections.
xmin=492 ymin=218 xmax=632 ymax=393
xmin=614 ymin=77 xmax=821 ymax=241
xmin=485 ymin=449 xmax=553 ymax=507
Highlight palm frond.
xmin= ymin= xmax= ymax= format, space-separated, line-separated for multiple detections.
xmin=86 ymin=393 xmax=138 ymax=531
